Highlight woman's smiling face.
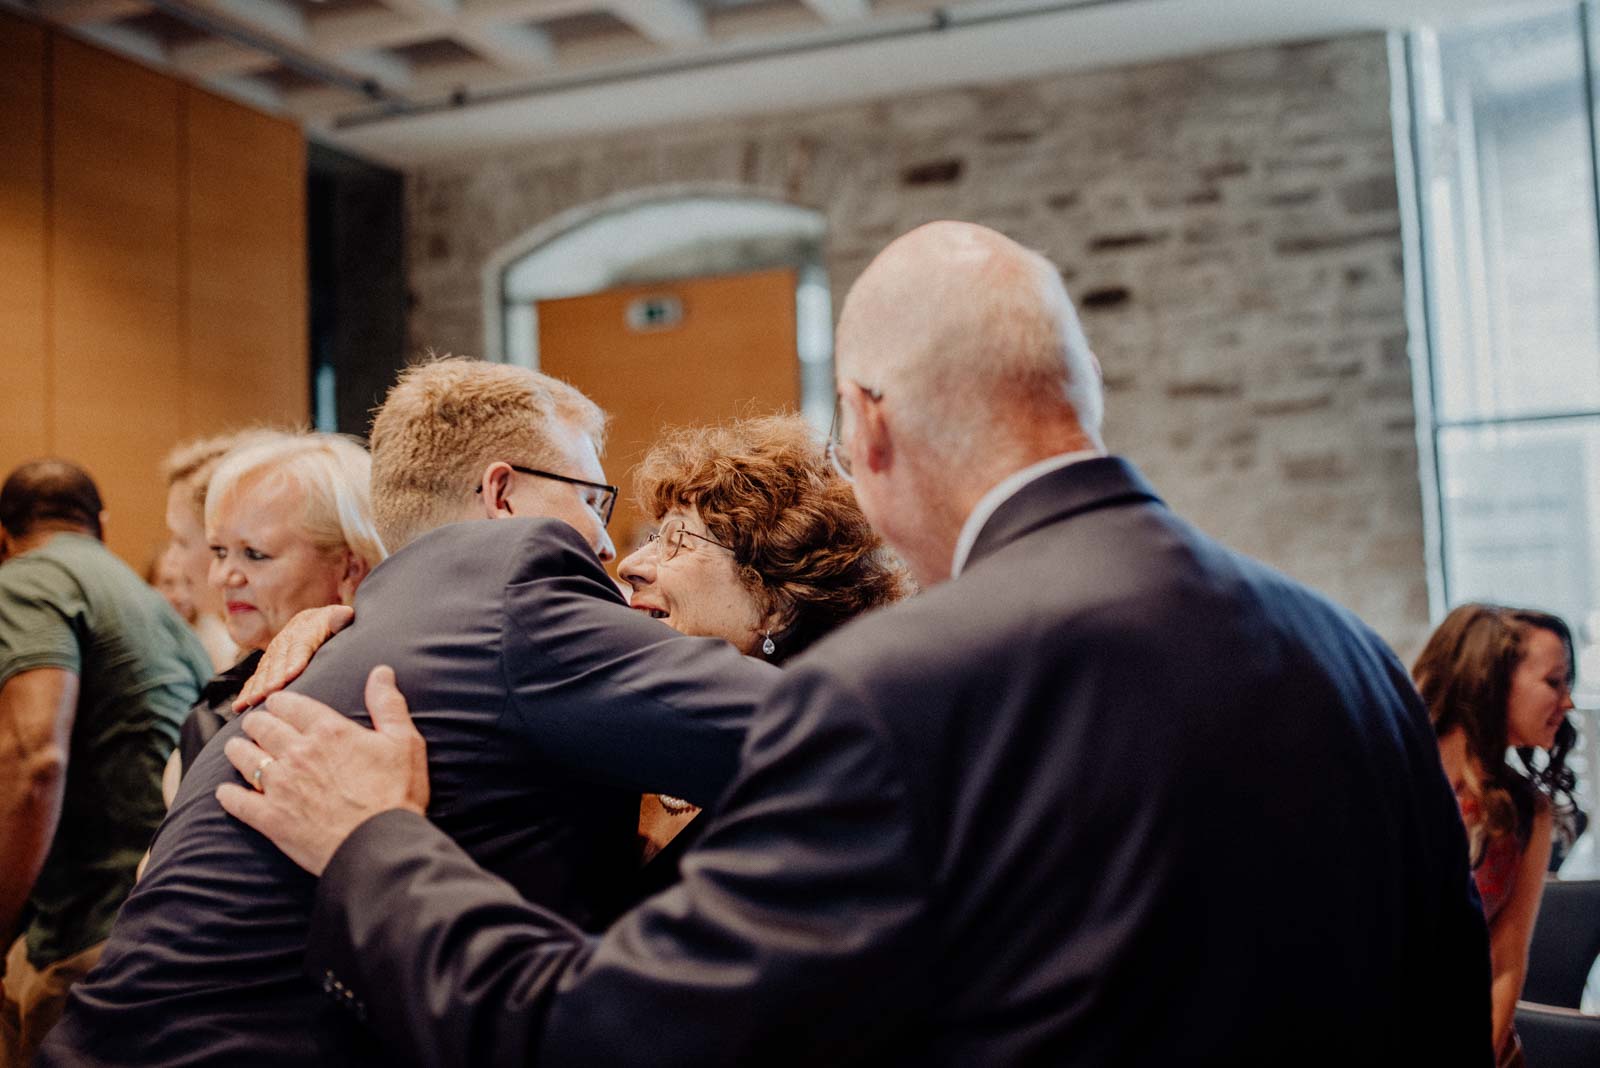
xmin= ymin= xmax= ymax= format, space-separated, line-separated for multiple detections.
xmin=1505 ymin=625 xmax=1575 ymax=750
xmin=618 ymin=506 xmax=769 ymax=657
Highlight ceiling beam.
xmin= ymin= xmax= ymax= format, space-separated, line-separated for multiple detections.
xmin=171 ymin=36 xmax=273 ymax=77
xmin=453 ymin=23 xmax=554 ymax=72
xmin=606 ymin=0 xmax=706 ymax=47
xmin=339 ymin=47 xmax=415 ymax=90
xmin=462 ymin=0 xmax=601 ymax=25
xmin=372 ymin=0 xmax=459 ymax=17
xmin=202 ymin=72 xmax=283 ymax=112
xmin=310 ymin=7 xmax=448 ymax=54
xmin=800 ymin=0 xmax=871 ymax=21
xmin=73 ymin=19 xmax=165 ymax=63
xmin=184 ymin=0 xmax=307 ymax=44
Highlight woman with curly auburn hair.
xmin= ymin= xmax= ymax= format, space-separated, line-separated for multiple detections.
xmin=618 ymin=413 xmax=909 ymax=869
xmin=1412 ymin=603 xmax=1580 ymax=1068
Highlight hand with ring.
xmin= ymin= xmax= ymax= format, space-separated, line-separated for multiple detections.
xmin=216 ymin=665 xmax=430 ymax=877
xmin=251 ymin=756 xmax=276 ymax=791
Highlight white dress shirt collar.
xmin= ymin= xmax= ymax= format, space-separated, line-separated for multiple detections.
xmin=949 ymin=450 xmax=1102 ymax=579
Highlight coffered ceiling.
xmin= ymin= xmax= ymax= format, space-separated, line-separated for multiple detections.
xmin=11 ymin=0 xmax=1554 ymax=165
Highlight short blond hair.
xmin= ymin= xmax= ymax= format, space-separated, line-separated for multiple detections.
xmin=368 ymin=356 xmax=607 ymax=551
xmin=162 ymin=428 xmax=292 ymax=514
xmin=206 ymin=432 xmax=387 ymax=571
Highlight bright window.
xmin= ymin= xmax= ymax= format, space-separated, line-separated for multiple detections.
xmin=1405 ymin=3 xmax=1600 ymax=871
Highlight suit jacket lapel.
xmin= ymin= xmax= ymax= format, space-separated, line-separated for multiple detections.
xmin=964 ymin=456 xmax=1164 ymax=572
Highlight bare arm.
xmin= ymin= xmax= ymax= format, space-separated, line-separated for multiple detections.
xmin=0 ymin=668 xmax=79 ymax=941
xmin=1487 ymin=804 xmax=1552 ymax=1056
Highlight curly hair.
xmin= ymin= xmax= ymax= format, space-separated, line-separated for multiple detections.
xmin=635 ymin=414 xmax=909 ymax=663
xmin=1412 ymin=603 xmax=1580 ymax=855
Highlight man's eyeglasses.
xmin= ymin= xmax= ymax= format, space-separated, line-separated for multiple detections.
xmin=647 ymin=518 xmax=733 ymax=561
xmin=479 ymin=465 xmax=618 ymax=525
xmin=826 ymin=381 xmax=883 ymax=483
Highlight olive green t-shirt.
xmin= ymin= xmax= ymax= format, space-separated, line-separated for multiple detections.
xmin=0 ymin=532 xmax=210 ymax=967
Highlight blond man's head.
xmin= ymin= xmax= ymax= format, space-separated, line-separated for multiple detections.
xmin=369 ymin=357 xmax=608 ymax=551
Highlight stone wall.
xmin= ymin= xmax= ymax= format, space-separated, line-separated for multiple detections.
xmin=406 ymin=33 xmax=1431 ymax=652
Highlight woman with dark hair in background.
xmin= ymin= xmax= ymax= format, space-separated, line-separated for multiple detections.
xmin=1413 ymin=603 xmax=1580 ymax=1068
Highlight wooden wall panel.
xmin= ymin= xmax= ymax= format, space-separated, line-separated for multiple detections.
xmin=0 ymin=12 xmax=50 ymax=474
xmin=49 ymin=36 xmax=184 ymax=567
xmin=184 ymin=88 xmax=308 ymax=436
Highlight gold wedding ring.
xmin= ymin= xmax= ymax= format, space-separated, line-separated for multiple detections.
xmin=251 ymin=756 xmax=276 ymax=792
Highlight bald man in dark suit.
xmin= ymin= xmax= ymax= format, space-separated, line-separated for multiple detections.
xmin=222 ymin=224 xmax=1491 ymax=1067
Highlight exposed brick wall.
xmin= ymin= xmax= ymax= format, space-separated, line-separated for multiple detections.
xmin=406 ymin=33 xmax=1430 ymax=653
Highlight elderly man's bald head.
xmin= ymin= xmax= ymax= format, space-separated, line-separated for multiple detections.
xmin=830 ymin=222 xmax=1106 ymax=586
xmin=835 ymin=221 xmax=1103 ymax=456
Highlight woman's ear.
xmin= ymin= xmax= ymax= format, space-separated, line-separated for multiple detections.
xmin=760 ymin=596 xmax=795 ymax=642
xmin=338 ymin=550 xmax=371 ymax=604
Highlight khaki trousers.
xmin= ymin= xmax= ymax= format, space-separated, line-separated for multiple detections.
xmin=0 ymin=935 xmax=103 ymax=1068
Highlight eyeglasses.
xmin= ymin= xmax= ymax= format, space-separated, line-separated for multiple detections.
xmin=478 ymin=464 xmax=618 ymax=525
xmin=826 ymin=381 xmax=883 ymax=483
xmin=647 ymin=518 xmax=733 ymax=561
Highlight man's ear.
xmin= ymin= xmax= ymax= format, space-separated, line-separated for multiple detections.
xmin=96 ymin=510 xmax=110 ymax=543
xmin=477 ymin=462 xmax=516 ymax=520
xmin=856 ymin=392 xmax=894 ymax=477
xmin=338 ymin=551 xmax=370 ymax=604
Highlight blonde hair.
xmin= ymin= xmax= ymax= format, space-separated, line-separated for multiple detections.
xmin=163 ymin=428 xmax=292 ymax=514
xmin=205 ymin=432 xmax=386 ymax=571
xmin=368 ymin=356 xmax=607 ymax=551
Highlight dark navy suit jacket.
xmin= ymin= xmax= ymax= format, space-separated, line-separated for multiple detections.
xmin=41 ymin=517 xmax=778 ymax=1066
xmin=298 ymin=458 xmax=1491 ymax=1066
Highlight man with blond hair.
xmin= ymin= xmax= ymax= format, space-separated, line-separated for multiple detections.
xmin=222 ymin=225 xmax=1489 ymax=1066
xmin=41 ymin=358 xmax=777 ymax=1067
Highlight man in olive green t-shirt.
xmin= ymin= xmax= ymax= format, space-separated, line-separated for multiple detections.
xmin=0 ymin=459 xmax=210 ymax=1067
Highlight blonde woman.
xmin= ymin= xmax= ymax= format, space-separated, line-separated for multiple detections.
xmin=162 ymin=433 xmax=385 ymax=802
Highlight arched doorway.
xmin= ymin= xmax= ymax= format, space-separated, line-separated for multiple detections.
xmin=486 ymin=191 xmax=833 ymax=555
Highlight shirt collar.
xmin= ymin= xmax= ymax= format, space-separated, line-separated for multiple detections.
xmin=949 ymin=450 xmax=1102 ymax=579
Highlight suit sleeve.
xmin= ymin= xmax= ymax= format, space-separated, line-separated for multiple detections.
xmin=306 ymin=664 xmax=934 ymax=1068
xmin=498 ymin=523 xmax=782 ymax=807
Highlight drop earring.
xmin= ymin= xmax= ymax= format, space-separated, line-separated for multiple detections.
xmin=761 ymin=630 xmax=776 ymax=657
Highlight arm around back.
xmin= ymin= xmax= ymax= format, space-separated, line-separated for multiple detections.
xmin=306 ymin=662 xmax=933 ymax=1067
xmin=499 ymin=519 xmax=780 ymax=807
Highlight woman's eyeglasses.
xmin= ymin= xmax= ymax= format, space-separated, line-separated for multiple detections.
xmin=647 ymin=519 xmax=733 ymax=561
